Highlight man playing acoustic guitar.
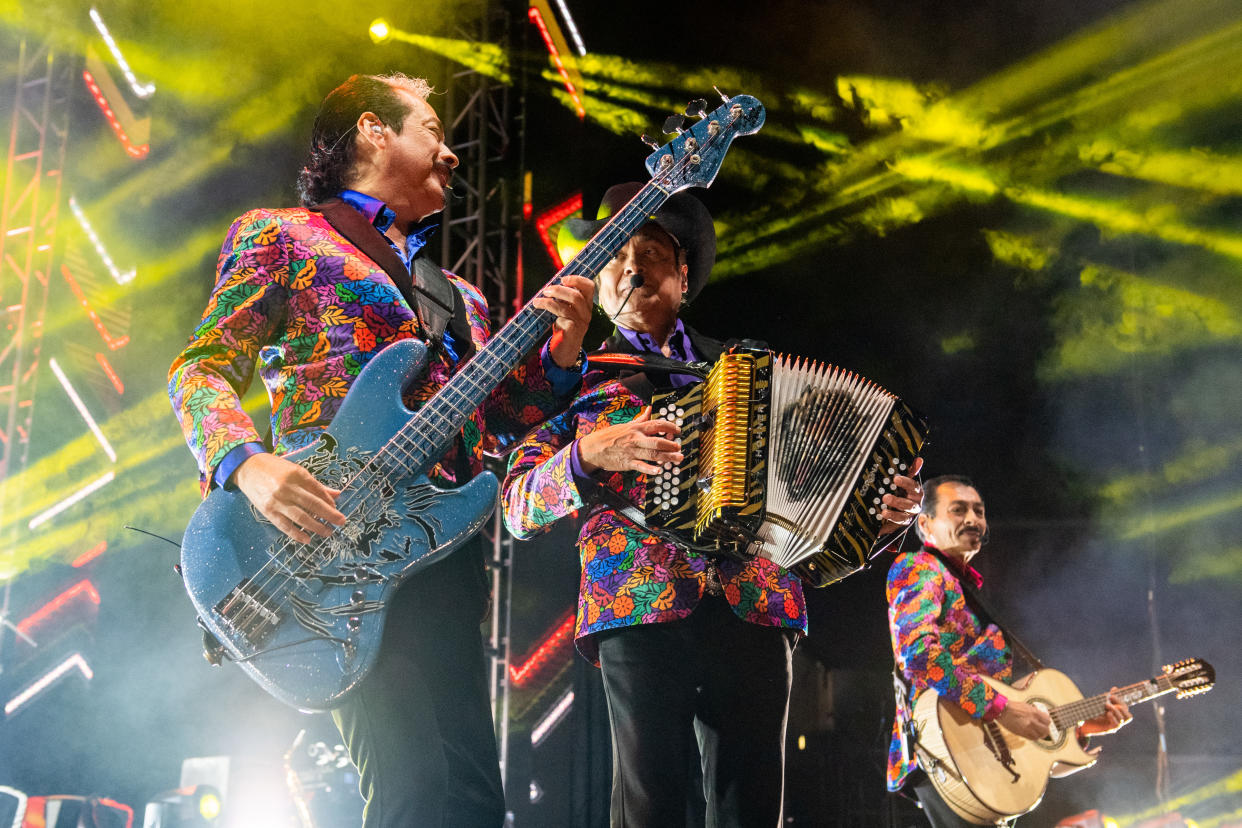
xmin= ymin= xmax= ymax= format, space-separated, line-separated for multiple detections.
xmin=887 ymin=475 xmax=1132 ymax=826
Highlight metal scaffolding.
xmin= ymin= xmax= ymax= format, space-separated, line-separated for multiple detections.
xmin=0 ymin=37 xmax=72 ymax=662
xmin=0 ymin=39 xmax=71 ymax=513
xmin=437 ymin=5 xmax=521 ymax=796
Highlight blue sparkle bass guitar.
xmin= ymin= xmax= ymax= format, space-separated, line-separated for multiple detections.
xmin=179 ymin=94 xmax=765 ymax=711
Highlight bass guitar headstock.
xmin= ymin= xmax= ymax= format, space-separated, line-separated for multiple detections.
xmin=1165 ymin=657 xmax=1215 ymax=699
xmin=641 ymin=90 xmax=765 ymax=195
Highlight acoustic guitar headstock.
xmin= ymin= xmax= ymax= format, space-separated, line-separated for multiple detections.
xmin=1165 ymin=657 xmax=1215 ymax=699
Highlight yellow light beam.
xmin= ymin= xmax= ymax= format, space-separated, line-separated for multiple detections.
xmin=1116 ymin=489 xmax=1242 ymax=541
xmin=1098 ymin=437 xmax=1242 ymax=505
xmin=1042 ymin=261 xmax=1242 ymax=379
xmin=377 ymin=27 xmax=511 ymax=84
xmin=1111 ymin=768 xmax=1242 ymax=827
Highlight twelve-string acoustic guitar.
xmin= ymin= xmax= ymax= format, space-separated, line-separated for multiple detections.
xmin=912 ymin=657 xmax=1214 ymax=824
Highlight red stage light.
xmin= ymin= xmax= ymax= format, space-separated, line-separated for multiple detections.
xmin=62 ymin=264 xmax=131 ymax=350
xmin=72 ymin=540 xmax=108 ymax=568
xmin=96 ymin=352 xmax=125 ymax=394
xmin=82 ymin=70 xmax=149 ymax=159
xmin=527 ymin=6 xmax=585 ymax=119
xmin=16 ymin=579 xmax=101 ymax=640
xmin=509 ymin=610 xmax=575 ymax=687
xmin=534 ymin=192 xmax=583 ymax=268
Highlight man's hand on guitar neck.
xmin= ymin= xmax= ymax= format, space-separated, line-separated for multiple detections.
xmin=1078 ymin=688 xmax=1133 ymax=753
xmin=531 ymin=274 xmax=596 ymax=369
xmin=234 ymin=452 xmax=347 ymax=544
xmin=998 ymin=699 xmax=1053 ymax=740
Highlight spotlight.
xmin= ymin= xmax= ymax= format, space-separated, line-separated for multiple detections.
xmin=142 ymin=785 xmax=221 ymax=827
xmin=369 ymin=19 xmax=391 ymax=44
xmin=196 ymin=788 xmax=221 ymax=822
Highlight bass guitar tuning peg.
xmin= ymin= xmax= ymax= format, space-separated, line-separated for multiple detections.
xmin=639 ymin=132 xmax=661 ymax=150
xmin=713 ymin=85 xmax=729 ymax=102
xmin=662 ymin=113 xmax=687 ymax=135
xmin=685 ymin=98 xmax=709 ymax=119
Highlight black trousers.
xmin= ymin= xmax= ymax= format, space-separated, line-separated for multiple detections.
xmin=331 ymin=537 xmax=505 ymax=828
xmin=596 ymin=595 xmax=795 ymax=828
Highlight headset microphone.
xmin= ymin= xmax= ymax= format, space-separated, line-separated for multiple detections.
xmin=608 ymin=274 xmax=644 ymax=322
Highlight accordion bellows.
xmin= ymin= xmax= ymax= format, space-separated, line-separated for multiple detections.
xmin=645 ymin=347 xmax=928 ymax=587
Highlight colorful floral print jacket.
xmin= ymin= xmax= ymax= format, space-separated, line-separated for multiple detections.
xmin=501 ymin=329 xmax=807 ymax=664
xmin=169 ymin=206 xmax=571 ymax=495
xmin=886 ymin=546 xmax=1012 ymax=790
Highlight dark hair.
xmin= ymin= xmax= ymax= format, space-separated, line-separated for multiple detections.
xmin=916 ymin=474 xmax=981 ymax=541
xmin=296 ymin=73 xmax=431 ymax=206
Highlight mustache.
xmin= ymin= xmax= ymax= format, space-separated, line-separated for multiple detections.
xmin=436 ymin=164 xmax=455 ymax=190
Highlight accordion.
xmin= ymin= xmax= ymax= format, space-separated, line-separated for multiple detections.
xmin=644 ymin=346 xmax=928 ymax=587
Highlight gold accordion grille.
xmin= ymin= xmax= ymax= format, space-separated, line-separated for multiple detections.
xmin=695 ymin=352 xmax=757 ymax=539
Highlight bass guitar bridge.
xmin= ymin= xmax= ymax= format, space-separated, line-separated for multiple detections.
xmin=215 ymin=577 xmax=282 ymax=649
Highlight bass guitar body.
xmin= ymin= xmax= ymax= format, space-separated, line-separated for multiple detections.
xmin=180 ymin=339 xmax=498 ymax=712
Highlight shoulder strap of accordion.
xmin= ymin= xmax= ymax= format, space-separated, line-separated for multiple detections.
xmin=585 ymin=351 xmax=713 ymax=378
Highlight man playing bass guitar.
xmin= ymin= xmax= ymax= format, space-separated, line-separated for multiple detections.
xmin=168 ymin=72 xmax=595 ymax=828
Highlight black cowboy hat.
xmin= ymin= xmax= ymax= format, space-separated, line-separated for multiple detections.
xmin=557 ymin=182 xmax=717 ymax=303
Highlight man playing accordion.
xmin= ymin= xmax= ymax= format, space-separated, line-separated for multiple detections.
xmin=502 ymin=183 xmax=923 ymax=826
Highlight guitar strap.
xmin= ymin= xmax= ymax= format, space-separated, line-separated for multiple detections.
xmin=927 ymin=547 xmax=1046 ymax=672
xmin=311 ymin=198 xmax=474 ymax=356
xmin=312 ymin=199 xmax=477 ymax=486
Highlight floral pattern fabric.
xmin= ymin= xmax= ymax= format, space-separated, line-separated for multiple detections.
xmin=169 ymin=206 xmax=568 ymax=494
xmin=886 ymin=546 xmax=1012 ymax=791
xmin=502 ymin=355 xmax=808 ymax=665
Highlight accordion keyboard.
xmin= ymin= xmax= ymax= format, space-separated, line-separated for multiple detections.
xmin=642 ymin=347 xmax=928 ymax=586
